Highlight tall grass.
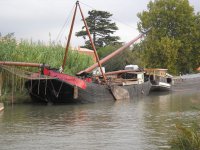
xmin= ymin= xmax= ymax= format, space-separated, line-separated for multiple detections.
xmin=0 ymin=33 xmax=93 ymax=75
xmin=0 ymin=33 xmax=94 ymax=101
xmin=170 ymin=122 xmax=200 ymax=150
xmin=169 ymin=106 xmax=200 ymax=150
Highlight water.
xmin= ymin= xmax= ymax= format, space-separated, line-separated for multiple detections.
xmin=0 ymin=91 xmax=200 ymax=150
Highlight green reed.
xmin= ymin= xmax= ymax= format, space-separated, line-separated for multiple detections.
xmin=0 ymin=33 xmax=94 ymax=101
xmin=169 ymin=122 xmax=200 ymax=150
xmin=0 ymin=33 xmax=93 ymax=74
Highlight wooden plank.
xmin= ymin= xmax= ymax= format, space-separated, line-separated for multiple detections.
xmin=110 ymin=85 xmax=130 ymax=100
xmin=73 ymin=86 xmax=78 ymax=99
xmin=95 ymin=70 xmax=144 ymax=77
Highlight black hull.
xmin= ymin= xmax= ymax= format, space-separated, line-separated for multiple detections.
xmin=25 ymin=79 xmax=151 ymax=104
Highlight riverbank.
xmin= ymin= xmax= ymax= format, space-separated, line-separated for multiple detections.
xmin=0 ymin=93 xmax=31 ymax=104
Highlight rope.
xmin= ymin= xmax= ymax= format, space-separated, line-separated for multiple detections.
xmin=45 ymin=77 xmax=47 ymax=95
xmin=79 ymin=1 xmax=135 ymax=30
xmin=37 ymin=78 xmax=40 ymax=95
xmin=55 ymin=4 xmax=76 ymax=43
xmin=50 ymin=80 xmax=57 ymax=97
xmin=56 ymin=81 xmax=64 ymax=98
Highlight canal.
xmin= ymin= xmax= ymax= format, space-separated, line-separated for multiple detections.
xmin=0 ymin=91 xmax=200 ymax=150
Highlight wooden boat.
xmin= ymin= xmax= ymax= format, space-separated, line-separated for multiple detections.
xmin=25 ymin=1 xmax=151 ymax=103
xmin=24 ymin=68 xmax=151 ymax=103
xmin=145 ymin=68 xmax=200 ymax=92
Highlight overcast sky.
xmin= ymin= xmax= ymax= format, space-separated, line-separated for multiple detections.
xmin=0 ymin=0 xmax=199 ymax=47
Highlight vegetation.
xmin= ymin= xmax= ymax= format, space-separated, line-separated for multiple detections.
xmin=169 ymin=106 xmax=200 ymax=150
xmin=136 ymin=0 xmax=200 ymax=74
xmin=0 ymin=33 xmax=94 ymax=102
xmin=97 ymin=44 xmax=140 ymax=71
xmin=169 ymin=122 xmax=200 ymax=150
xmin=76 ymin=10 xmax=120 ymax=50
xmin=0 ymin=33 xmax=93 ymax=75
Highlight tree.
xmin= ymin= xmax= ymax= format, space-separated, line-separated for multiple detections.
xmin=191 ymin=12 xmax=200 ymax=69
xmin=76 ymin=10 xmax=120 ymax=49
xmin=97 ymin=44 xmax=140 ymax=71
xmin=137 ymin=0 xmax=199 ymax=74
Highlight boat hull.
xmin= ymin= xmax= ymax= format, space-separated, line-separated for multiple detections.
xmin=149 ymin=74 xmax=200 ymax=92
xmin=150 ymin=85 xmax=171 ymax=92
xmin=25 ymin=79 xmax=151 ymax=104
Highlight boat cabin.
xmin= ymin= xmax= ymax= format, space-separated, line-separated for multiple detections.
xmin=144 ymin=68 xmax=172 ymax=85
xmin=93 ymin=68 xmax=145 ymax=86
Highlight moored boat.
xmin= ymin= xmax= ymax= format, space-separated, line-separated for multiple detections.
xmin=145 ymin=68 xmax=200 ymax=92
xmin=145 ymin=68 xmax=172 ymax=92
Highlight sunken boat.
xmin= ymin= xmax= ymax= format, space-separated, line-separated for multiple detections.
xmin=22 ymin=45 xmax=152 ymax=103
xmin=24 ymin=67 xmax=151 ymax=103
xmin=0 ymin=1 xmax=151 ymax=104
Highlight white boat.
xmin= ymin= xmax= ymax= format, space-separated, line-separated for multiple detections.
xmin=145 ymin=68 xmax=200 ymax=92
xmin=145 ymin=68 xmax=172 ymax=92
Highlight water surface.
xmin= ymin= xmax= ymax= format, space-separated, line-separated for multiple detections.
xmin=0 ymin=91 xmax=200 ymax=150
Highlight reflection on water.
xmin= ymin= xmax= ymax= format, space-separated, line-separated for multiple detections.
xmin=0 ymin=91 xmax=200 ymax=150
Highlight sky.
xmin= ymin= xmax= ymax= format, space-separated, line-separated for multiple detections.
xmin=0 ymin=0 xmax=199 ymax=47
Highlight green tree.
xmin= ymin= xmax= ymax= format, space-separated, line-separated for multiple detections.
xmin=76 ymin=10 xmax=120 ymax=49
xmin=191 ymin=12 xmax=200 ymax=70
xmin=137 ymin=0 xmax=199 ymax=74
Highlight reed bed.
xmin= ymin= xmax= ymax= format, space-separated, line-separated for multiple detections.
xmin=0 ymin=33 xmax=93 ymax=101
xmin=0 ymin=33 xmax=93 ymax=74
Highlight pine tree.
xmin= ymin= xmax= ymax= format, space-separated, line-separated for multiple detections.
xmin=76 ymin=10 xmax=120 ymax=50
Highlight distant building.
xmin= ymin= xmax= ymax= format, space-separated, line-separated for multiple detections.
xmin=73 ymin=46 xmax=96 ymax=62
xmin=197 ymin=67 xmax=200 ymax=72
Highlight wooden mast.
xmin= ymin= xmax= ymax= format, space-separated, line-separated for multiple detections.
xmin=77 ymin=1 xmax=107 ymax=83
xmin=62 ymin=1 xmax=78 ymax=70
xmin=77 ymin=32 xmax=148 ymax=76
xmin=62 ymin=1 xmax=107 ymax=83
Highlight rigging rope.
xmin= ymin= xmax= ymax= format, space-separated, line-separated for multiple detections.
xmin=55 ymin=4 xmax=76 ymax=43
xmin=79 ymin=1 xmax=136 ymax=30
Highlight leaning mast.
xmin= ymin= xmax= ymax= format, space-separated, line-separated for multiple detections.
xmin=62 ymin=1 xmax=107 ymax=83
